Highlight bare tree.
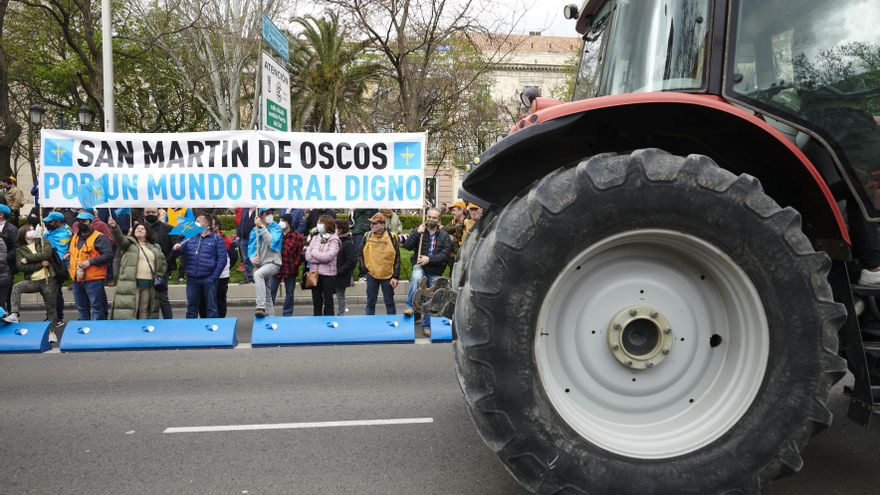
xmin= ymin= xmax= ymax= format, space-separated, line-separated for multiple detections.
xmin=135 ymin=0 xmax=288 ymax=130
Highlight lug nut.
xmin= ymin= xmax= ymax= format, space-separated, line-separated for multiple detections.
xmin=624 ymin=359 xmax=633 ymax=366
xmin=650 ymin=311 xmax=658 ymax=318
xmin=664 ymin=327 xmax=672 ymax=334
xmin=613 ymin=323 xmax=622 ymax=330
xmin=611 ymin=344 xmax=620 ymax=351
xmin=629 ymin=309 xmax=638 ymax=317
xmin=662 ymin=347 xmax=670 ymax=355
xmin=646 ymin=361 xmax=655 ymax=368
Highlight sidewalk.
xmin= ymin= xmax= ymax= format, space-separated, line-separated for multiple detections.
xmin=20 ymin=279 xmax=412 ymax=310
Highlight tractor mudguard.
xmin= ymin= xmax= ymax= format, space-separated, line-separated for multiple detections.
xmin=462 ymin=92 xmax=849 ymax=251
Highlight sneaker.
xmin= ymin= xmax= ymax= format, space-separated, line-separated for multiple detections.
xmin=48 ymin=331 xmax=58 ymax=343
xmin=55 ymin=320 xmax=65 ymax=328
xmin=859 ymin=268 xmax=880 ymax=286
xmin=255 ymin=308 xmax=266 ymax=317
xmin=2 ymin=313 xmax=19 ymax=323
xmin=358 ymin=277 xmax=367 ymax=282
xmin=403 ymin=308 xmax=414 ymax=317
xmin=177 ymin=276 xmax=185 ymax=282
xmin=422 ymin=328 xmax=431 ymax=337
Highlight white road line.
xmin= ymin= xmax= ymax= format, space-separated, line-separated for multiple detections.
xmin=235 ymin=343 xmax=253 ymax=349
xmin=163 ymin=417 xmax=434 ymax=434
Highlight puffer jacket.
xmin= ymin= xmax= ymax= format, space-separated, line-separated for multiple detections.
xmin=0 ymin=240 xmax=11 ymax=287
xmin=14 ymin=238 xmax=53 ymax=281
xmin=177 ymin=232 xmax=226 ymax=279
xmin=305 ymin=233 xmax=340 ymax=276
xmin=110 ymin=225 xmax=167 ymax=320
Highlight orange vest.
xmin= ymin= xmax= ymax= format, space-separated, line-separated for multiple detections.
xmin=69 ymin=230 xmax=108 ymax=282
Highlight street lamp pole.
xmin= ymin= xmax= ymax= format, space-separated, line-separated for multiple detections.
xmin=27 ymin=104 xmax=45 ymax=187
xmin=102 ymin=0 xmax=115 ymax=131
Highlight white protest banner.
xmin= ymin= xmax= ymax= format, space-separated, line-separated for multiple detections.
xmin=39 ymin=130 xmax=426 ymax=208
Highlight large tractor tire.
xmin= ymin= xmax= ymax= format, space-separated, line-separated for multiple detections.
xmin=453 ymin=149 xmax=847 ymax=494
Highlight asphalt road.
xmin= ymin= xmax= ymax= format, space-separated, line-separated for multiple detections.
xmin=2 ymin=335 xmax=880 ymax=493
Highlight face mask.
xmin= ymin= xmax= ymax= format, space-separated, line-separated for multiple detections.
xmin=263 ymin=215 xmax=274 ymax=224
xmin=194 ymin=221 xmax=203 ymax=228
xmin=25 ymin=230 xmax=38 ymax=241
xmin=78 ymin=221 xmax=90 ymax=232
xmin=144 ymin=215 xmax=158 ymax=223
xmin=278 ymin=221 xmax=289 ymax=230
xmin=316 ymin=223 xmax=325 ymax=234
xmin=425 ymin=220 xmax=439 ymax=229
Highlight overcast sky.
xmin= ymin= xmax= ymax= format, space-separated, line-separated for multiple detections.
xmin=520 ymin=0 xmax=581 ymax=36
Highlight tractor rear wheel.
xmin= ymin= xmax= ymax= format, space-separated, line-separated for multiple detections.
xmin=453 ymin=149 xmax=847 ymax=494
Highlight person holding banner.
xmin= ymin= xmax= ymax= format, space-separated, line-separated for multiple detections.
xmin=249 ymin=208 xmax=283 ymax=317
xmin=172 ymin=214 xmax=226 ymax=319
xmin=305 ymin=214 xmax=341 ymax=316
xmin=69 ymin=212 xmax=112 ymax=321
xmin=107 ymin=218 xmax=167 ymax=320
xmin=43 ymin=211 xmax=71 ymax=326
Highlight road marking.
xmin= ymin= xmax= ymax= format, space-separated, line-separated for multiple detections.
xmin=235 ymin=343 xmax=253 ymax=349
xmin=163 ymin=417 xmax=434 ymax=434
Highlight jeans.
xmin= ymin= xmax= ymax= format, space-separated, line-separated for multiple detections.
xmin=407 ymin=266 xmax=439 ymax=329
xmin=198 ymin=278 xmax=229 ymax=318
xmin=186 ymin=277 xmax=217 ymax=318
xmin=365 ymin=274 xmax=396 ymax=315
xmin=73 ymin=280 xmax=109 ymax=320
xmin=254 ymin=263 xmax=280 ymax=315
xmin=269 ymin=275 xmax=297 ymax=316
xmin=240 ymin=238 xmax=254 ymax=282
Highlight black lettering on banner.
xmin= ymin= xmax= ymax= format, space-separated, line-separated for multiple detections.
xmin=258 ymin=140 xmax=275 ymax=168
xmin=231 ymin=140 xmax=248 ymax=167
xmin=372 ymin=143 xmax=388 ymax=169
xmin=318 ymin=142 xmax=334 ymax=169
xmin=278 ymin=141 xmax=293 ymax=168
xmin=143 ymin=142 xmax=163 ymax=167
xmin=354 ymin=143 xmax=370 ymax=169
xmin=300 ymin=142 xmax=317 ymax=169
xmin=204 ymin=141 xmax=220 ymax=166
xmin=117 ymin=141 xmax=135 ymax=168
xmin=336 ymin=142 xmax=352 ymax=169
xmin=167 ymin=142 xmax=184 ymax=168
xmin=78 ymin=141 xmax=95 ymax=167
xmin=187 ymin=141 xmax=205 ymax=167
xmin=95 ymin=142 xmax=114 ymax=168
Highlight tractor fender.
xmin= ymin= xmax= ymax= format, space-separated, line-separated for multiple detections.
xmin=462 ymin=93 xmax=849 ymax=249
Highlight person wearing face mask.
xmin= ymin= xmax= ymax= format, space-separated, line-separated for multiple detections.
xmin=268 ymin=214 xmax=305 ymax=317
xmin=305 ymin=214 xmax=341 ymax=316
xmin=142 ymin=207 xmax=174 ymax=318
xmin=3 ymin=226 xmax=58 ymax=338
xmin=69 ymin=212 xmax=112 ymax=320
xmin=42 ymin=210 xmax=71 ymax=327
xmin=249 ymin=209 xmax=283 ymax=317
xmin=401 ymin=208 xmax=452 ymax=337
xmin=359 ymin=213 xmax=400 ymax=316
xmin=107 ymin=218 xmax=167 ymax=320
xmin=172 ymin=214 xmax=227 ymax=318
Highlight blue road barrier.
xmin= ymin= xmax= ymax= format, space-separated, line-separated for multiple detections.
xmin=430 ymin=317 xmax=453 ymax=343
xmin=0 ymin=321 xmax=51 ymax=353
xmin=59 ymin=318 xmax=237 ymax=351
xmin=252 ymin=314 xmax=415 ymax=346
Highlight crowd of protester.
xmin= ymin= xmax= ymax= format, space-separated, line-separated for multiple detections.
xmin=0 ymin=201 xmax=486 ymax=341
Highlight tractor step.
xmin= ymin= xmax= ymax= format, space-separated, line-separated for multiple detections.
xmin=851 ymin=284 xmax=880 ymax=297
xmin=862 ymin=342 xmax=880 ymax=356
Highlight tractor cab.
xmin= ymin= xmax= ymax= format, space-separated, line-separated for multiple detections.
xmin=574 ymin=0 xmax=880 ymax=218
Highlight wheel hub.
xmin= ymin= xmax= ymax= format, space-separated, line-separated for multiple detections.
xmin=608 ymin=306 xmax=672 ymax=370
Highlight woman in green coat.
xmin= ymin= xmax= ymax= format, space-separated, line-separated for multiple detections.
xmin=108 ymin=219 xmax=167 ymax=320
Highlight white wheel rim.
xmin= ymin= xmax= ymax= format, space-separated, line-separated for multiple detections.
xmin=535 ymin=229 xmax=769 ymax=459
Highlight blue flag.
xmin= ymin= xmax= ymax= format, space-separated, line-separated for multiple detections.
xmin=76 ymin=176 xmax=109 ymax=210
xmin=248 ymin=222 xmax=283 ymax=259
xmin=44 ymin=224 xmax=72 ymax=257
xmin=113 ymin=208 xmax=131 ymax=217
xmin=170 ymin=219 xmax=206 ymax=239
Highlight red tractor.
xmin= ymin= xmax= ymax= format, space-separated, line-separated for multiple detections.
xmin=435 ymin=0 xmax=880 ymax=492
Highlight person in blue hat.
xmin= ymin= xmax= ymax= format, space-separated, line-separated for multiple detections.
xmin=0 ymin=204 xmax=17 ymax=310
xmin=249 ymin=208 xmax=282 ymax=317
xmin=69 ymin=211 xmax=112 ymax=320
xmin=43 ymin=210 xmax=72 ymax=327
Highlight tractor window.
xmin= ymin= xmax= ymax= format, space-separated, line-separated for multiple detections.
xmin=597 ymin=0 xmax=712 ymax=96
xmin=729 ymin=0 xmax=880 ymax=212
xmin=572 ymin=2 xmax=612 ymax=100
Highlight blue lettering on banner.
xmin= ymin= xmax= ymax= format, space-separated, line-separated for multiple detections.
xmin=148 ymin=175 xmax=167 ymax=200
xmin=44 ymin=139 xmax=75 ymax=167
xmin=252 ymin=175 xmax=266 ymax=200
xmin=345 ymin=176 xmax=359 ymax=201
xmin=306 ymin=175 xmax=322 ymax=201
xmin=393 ymin=142 xmax=422 ymax=170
